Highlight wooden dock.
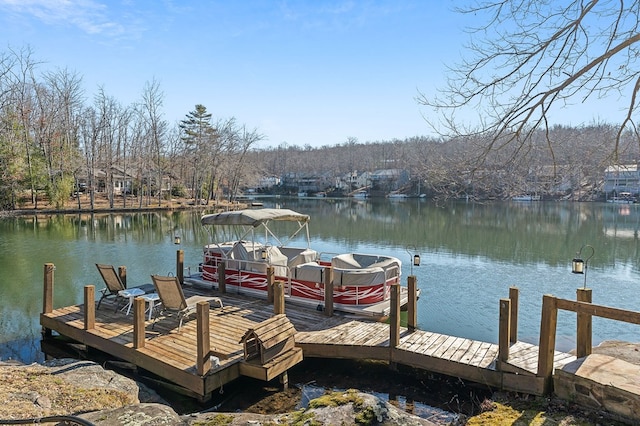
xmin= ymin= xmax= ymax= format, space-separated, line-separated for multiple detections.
xmin=39 ymin=262 xmax=580 ymax=400
xmin=296 ymin=320 xmax=575 ymax=395
xmin=41 ymin=285 xmax=306 ymax=399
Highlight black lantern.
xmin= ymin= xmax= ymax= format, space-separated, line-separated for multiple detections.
xmin=571 ymin=244 xmax=594 ymax=288
xmin=571 ymin=258 xmax=584 ymax=274
xmin=406 ymin=245 xmax=420 ymax=275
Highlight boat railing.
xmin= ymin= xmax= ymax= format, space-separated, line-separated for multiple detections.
xmin=382 ymin=264 xmax=401 ymax=301
xmin=318 ymin=251 xmax=340 ymax=263
xmin=222 ymin=256 xmax=294 ymax=297
xmin=183 ymin=264 xmax=201 ymax=279
xmin=207 ymin=253 xmax=402 ymax=304
xmin=386 ymin=264 xmax=401 ymax=280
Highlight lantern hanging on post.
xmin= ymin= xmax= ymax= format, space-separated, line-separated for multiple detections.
xmin=571 ymin=257 xmax=584 ymax=274
xmin=571 ymin=244 xmax=594 ymax=289
xmin=406 ymin=245 xmax=420 ymax=276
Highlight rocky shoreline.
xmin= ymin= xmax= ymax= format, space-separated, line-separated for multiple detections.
xmin=5 ymin=341 xmax=640 ymax=426
xmin=0 ymin=358 xmax=451 ymax=425
xmin=3 ymin=340 xmax=638 ymax=426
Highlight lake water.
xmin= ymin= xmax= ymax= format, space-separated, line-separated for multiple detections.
xmin=2 ymin=198 xmax=640 ymax=364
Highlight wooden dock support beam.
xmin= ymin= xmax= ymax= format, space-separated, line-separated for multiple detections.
xmin=83 ymin=285 xmax=95 ymax=330
xmin=576 ymin=288 xmax=592 ymax=358
xmin=42 ymin=263 xmax=55 ymax=337
xmin=133 ymin=297 xmax=145 ymax=349
xmin=324 ymin=266 xmax=334 ymax=317
xmin=498 ymin=298 xmax=511 ymax=363
xmin=407 ymin=275 xmax=417 ymax=332
xmin=118 ymin=266 xmax=127 ymax=287
xmin=509 ymin=286 xmax=519 ymax=344
xmin=389 ymin=283 xmax=400 ymax=371
xmin=390 ymin=284 xmax=400 ymax=348
xmin=177 ymin=249 xmax=184 ymax=285
xmin=43 ymin=263 xmax=54 ymax=314
xmin=218 ymin=261 xmax=226 ymax=293
xmin=497 ymin=287 xmax=519 ymax=367
xmin=267 ymin=266 xmax=274 ymax=303
xmin=280 ymin=371 xmax=289 ymax=390
xmin=196 ymin=301 xmax=211 ymax=376
xmin=274 ymin=281 xmax=285 ymax=315
xmin=537 ymin=294 xmax=558 ymax=394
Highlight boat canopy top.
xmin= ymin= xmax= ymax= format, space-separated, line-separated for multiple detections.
xmin=201 ymin=208 xmax=310 ymax=227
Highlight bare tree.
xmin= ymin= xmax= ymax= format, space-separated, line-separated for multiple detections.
xmin=418 ymin=0 xmax=640 ymax=165
xmin=138 ymin=79 xmax=167 ymax=206
xmin=226 ymin=125 xmax=264 ymax=201
xmin=31 ymin=68 xmax=83 ymax=208
xmin=114 ymin=102 xmax=134 ymax=208
xmin=78 ymin=106 xmax=99 ymax=210
xmin=4 ymin=47 xmax=45 ymax=207
xmin=94 ymin=87 xmax=119 ymax=208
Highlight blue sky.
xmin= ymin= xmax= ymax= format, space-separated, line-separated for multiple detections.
xmin=0 ymin=1 xmax=470 ymax=148
xmin=0 ymin=1 xmax=618 ymax=149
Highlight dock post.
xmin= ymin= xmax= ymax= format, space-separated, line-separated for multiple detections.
xmin=389 ymin=284 xmax=401 ymax=370
xmin=407 ymin=275 xmax=417 ymax=332
xmin=196 ymin=301 xmax=211 ymax=376
xmin=280 ymin=371 xmax=289 ymax=390
xmin=509 ymin=287 xmax=519 ymax=344
xmin=576 ymin=288 xmax=592 ymax=358
xmin=133 ymin=297 xmax=145 ymax=349
xmin=324 ymin=266 xmax=334 ymax=317
xmin=42 ymin=263 xmax=55 ymax=338
xmin=267 ymin=266 xmax=274 ymax=303
xmin=536 ymin=294 xmax=558 ymax=395
xmin=177 ymin=249 xmax=184 ymax=285
xmin=498 ymin=298 xmax=511 ymax=364
xmin=218 ymin=261 xmax=226 ymax=293
xmin=119 ymin=266 xmax=127 ymax=288
xmin=274 ymin=280 xmax=285 ymax=315
xmin=84 ymin=285 xmax=95 ymax=330
xmin=390 ymin=284 xmax=400 ymax=347
xmin=43 ymin=263 xmax=55 ymax=314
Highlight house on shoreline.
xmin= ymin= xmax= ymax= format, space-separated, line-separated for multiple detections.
xmin=604 ymin=164 xmax=640 ymax=199
xmin=75 ymin=165 xmax=173 ymax=197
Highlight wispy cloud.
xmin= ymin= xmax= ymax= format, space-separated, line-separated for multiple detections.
xmin=0 ymin=0 xmax=136 ymax=37
xmin=276 ymin=1 xmax=399 ymax=32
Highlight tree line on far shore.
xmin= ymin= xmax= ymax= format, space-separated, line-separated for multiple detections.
xmin=250 ymin=125 xmax=635 ymax=201
xmin=1 ymin=47 xmax=636 ymax=211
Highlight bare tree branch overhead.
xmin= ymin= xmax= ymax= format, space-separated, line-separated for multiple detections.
xmin=418 ymin=0 xmax=640 ymax=162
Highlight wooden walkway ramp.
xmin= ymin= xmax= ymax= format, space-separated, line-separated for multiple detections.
xmin=296 ymin=320 xmax=576 ymax=394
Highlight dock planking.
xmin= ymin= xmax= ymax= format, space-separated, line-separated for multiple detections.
xmin=41 ymin=280 xmax=576 ymax=399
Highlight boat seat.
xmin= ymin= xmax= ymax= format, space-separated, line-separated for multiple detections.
xmin=292 ymin=262 xmax=324 ymax=282
xmin=332 ymin=253 xmax=400 ymax=270
xmin=279 ymin=247 xmax=319 ymax=268
xmin=333 ymin=266 xmax=386 ymax=286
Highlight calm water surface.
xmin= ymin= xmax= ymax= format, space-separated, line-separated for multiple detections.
xmin=2 ymin=198 xmax=640 ymax=364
